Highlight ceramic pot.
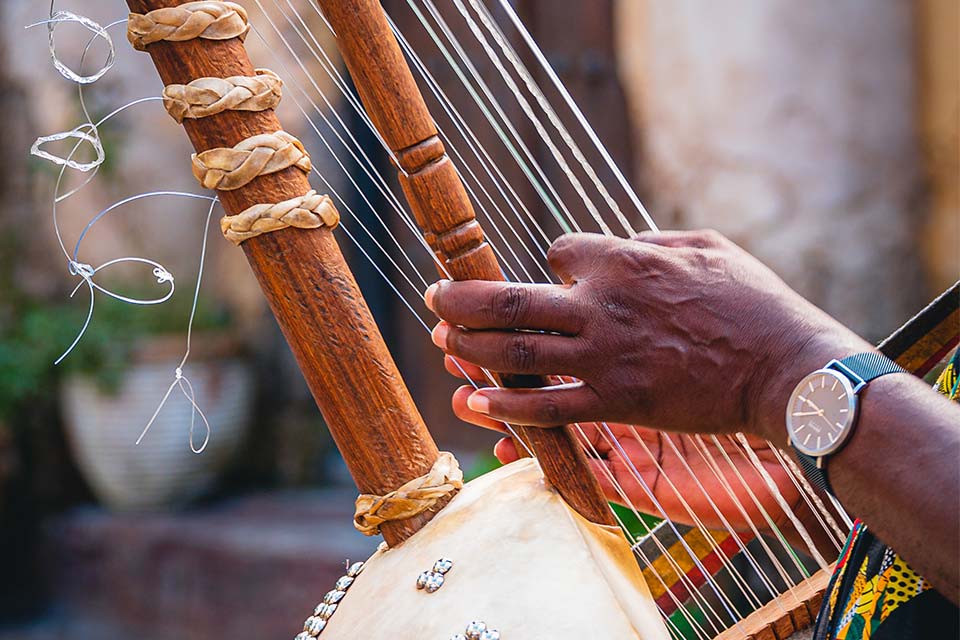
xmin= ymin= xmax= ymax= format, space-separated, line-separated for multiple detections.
xmin=61 ymin=335 xmax=253 ymax=510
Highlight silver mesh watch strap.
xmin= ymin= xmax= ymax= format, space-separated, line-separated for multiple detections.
xmin=795 ymin=450 xmax=832 ymax=495
xmin=793 ymin=352 xmax=905 ymax=496
xmin=828 ymin=352 xmax=907 ymax=392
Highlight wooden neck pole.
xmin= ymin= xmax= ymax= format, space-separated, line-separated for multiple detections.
xmin=315 ymin=0 xmax=616 ymax=526
xmin=126 ymin=0 xmax=444 ymax=546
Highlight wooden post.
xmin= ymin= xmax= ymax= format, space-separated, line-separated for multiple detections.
xmin=126 ymin=0 xmax=444 ymax=547
xmin=315 ymin=0 xmax=616 ymax=526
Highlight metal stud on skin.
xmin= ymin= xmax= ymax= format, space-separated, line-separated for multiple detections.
xmin=316 ymin=603 xmax=337 ymax=620
xmin=416 ymin=571 xmax=432 ymax=589
xmin=304 ymin=616 xmax=326 ymax=635
xmin=464 ymin=621 xmax=487 ymax=639
xmin=479 ymin=630 xmax=501 ymax=640
xmin=433 ymin=558 xmax=454 ymax=574
xmin=424 ymin=572 xmax=444 ymax=593
xmin=293 ymin=559 xmax=363 ymax=638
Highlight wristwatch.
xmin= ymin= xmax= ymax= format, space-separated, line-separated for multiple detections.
xmin=785 ymin=352 xmax=905 ymax=495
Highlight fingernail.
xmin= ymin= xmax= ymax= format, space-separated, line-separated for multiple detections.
xmin=467 ymin=392 xmax=490 ymax=414
xmin=424 ymin=282 xmax=440 ymax=311
xmin=431 ymin=322 xmax=449 ymax=349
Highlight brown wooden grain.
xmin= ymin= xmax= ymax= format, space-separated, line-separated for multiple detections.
xmin=126 ymin=0 xmax=443 ymax=546
xmin=315 ymin=0 xmax=616 ymax=527
xmin=713 ymin=566 xmax=833 ymax=640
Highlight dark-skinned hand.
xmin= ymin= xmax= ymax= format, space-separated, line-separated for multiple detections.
xmin=442 ymin=356 xmax=814 ymax=540
xmin=425 ymin=230 xmax=871 ymax=444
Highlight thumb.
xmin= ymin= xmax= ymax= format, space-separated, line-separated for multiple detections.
xmin=547 ymin=232 xmax=627 ymax=283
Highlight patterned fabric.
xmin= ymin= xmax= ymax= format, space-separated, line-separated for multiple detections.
xmin=935 ymin=349 xmax=960 ymax=398
xmin=813 ymin=349 xmax=960 ymax=639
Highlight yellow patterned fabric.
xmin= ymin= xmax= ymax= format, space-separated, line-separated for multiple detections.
xmin=935 ymin=349 xmax=959 ymax=399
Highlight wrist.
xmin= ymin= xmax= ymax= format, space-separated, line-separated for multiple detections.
xmin=749 ymin=323 xmax=873 ymax=446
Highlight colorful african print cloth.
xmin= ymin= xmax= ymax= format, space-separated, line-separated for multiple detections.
xmin=812 ymin=349 xmax=959 ymax=640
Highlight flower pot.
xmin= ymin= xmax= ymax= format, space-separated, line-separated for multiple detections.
xmin=61 ymin=334 xmax=253 ymax=510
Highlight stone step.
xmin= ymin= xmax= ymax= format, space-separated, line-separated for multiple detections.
xmin=45 ymin=490 xmax=378 ymax=640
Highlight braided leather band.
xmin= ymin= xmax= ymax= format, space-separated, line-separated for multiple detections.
xmin=128 ymin=1 xmax=250 ymax=51
xmin=191 ymin=130 xmax=311 ymax=191
xmin=163 ymin=68 xmax=283 ymax=123
xmin=353 ymin=452 xmax=463 ymax=536
xmin=220 ymin=190 xmax=340 ymax=244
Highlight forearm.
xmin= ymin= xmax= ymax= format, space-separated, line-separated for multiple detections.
xmin=829 ymin=375 xmax=959 ymax=601
xmin=758 ymin=340 xmax=960 ymax=602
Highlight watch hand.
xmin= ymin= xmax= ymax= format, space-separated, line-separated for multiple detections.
xmin=792 ymin=411 xmax=822 ymax=417
xmin=804 ymin=398 xmax=825 ymax=414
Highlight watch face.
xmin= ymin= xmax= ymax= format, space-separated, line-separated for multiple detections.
xmin=786 ymin=368 xmax=858 ymax=456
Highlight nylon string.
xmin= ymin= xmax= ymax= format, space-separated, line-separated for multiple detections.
xmin=30 ymin=1 xmax=850 ymax=632
xmin=249 ymin=0 xmax=848 ymax=632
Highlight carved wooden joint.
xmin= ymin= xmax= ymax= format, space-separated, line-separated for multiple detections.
xmin=395 ymin=136 xmax=499 ymax=277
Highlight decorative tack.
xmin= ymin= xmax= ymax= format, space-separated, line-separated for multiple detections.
xmin=291 ymin=560 xmax=363 ymax=637
xmin=315 ymin=603 xmax=336 ymax=620
xmin=303 ymin=616 xmax=326 ymax=635
xmin=416 ymin=571 xmax=431 ymax=590
xmin=354 ymin=451 xmax=463 ymax=536
xmin=460 ymin=621 xmax=500 ymax=640
xmin=433 ymin=558 xmax=454 ymax=574
xmin=417 ymin=558 xmax=453 ymax=593
xmin=163 ymin=68 xmax=283 ymax=123
xmin=191 ymin=130 xmax=311 ymax=191
xmin=128 ymin=1 xmax=250 ymax=51
xmin=220 ymin=189 xmax=339 ymax=245
xmin=424 ymin=573 xmax=444 ymax=593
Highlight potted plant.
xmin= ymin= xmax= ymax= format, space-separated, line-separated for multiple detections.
xmin=50 ymin=292 xmax=255 ymax=511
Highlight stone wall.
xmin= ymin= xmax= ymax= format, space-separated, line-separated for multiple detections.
xmin=917 ymin=0 xmax=959 ymax=291
xmin=615 ymin=0 xmax=935 ymax=340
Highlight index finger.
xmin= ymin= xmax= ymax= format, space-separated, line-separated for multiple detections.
xmin=425 ymin=280 xmax=584 ymax=335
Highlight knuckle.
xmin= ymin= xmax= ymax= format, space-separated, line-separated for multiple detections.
xmin=690 ymin=228 xmax=725 ymax=248
xmin=596 ymin=288 xmax=633 ymax=323
xmin=504 ymin=334 xmax=536 ymax=371
xmin=631 ymin=229 xmax=658 ymax=242
xmin=547 ymin=233 xmax=583 ymax=272
xmin=431 ymin=280 xmax=451 ymax=316
xmin=536 ymin=397 xmax=564 ymax=425
xmin=547 ymin=234 xmax=575 ymax=261
xmin=490 ymin=285 xmax=531 ymax=325
xmin=607 ymin=244 xmax=649 ymax=271
xmin=446 ymin=326 xmax=465 ymax=355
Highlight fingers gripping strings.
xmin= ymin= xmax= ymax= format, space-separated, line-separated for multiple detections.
xmin=249 ymin=1 xmax=845 ymax=625
xmin=29 ymin=6 xmax=217 ymax=454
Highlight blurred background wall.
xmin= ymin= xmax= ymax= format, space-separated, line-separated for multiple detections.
xmin=0 ymin=1 xmax=955 ymax=638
